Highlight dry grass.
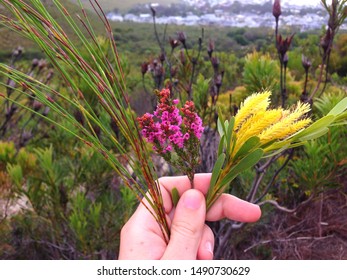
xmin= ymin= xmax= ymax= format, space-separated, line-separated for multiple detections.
xmin=234 ymin=175 xmax=347 ymax=260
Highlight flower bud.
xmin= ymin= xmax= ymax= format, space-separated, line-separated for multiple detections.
xmin=74 ymin=110 xmax=84 ymax=125
xmin=320 ymin=28 xmax=332 ymax=53
xmin=177 ymin=31 xmax=186 ymax=46
xmin=273 ymin=0 xmax=281 ymax=20
xmin=141 ymin=62 xmax=149 ymax=76
xmin=169 ymin=36 xmax=180 ymax=50
xmin=32 ymin=100 xmax=43 ymax=112
xmin=211 ymin=56 xmax=219 ymax=71
xmin=13 ymin=46 xmax=23 ymax=58
xmin=301 ymin=54 xmax=311 ymax=71
xmin=159 ymin=52 xmax=165 ymax=63
xmin=276 ymin=34 xmax=294 ymax=62
xmin=207 ymin=39 xmax=215 ymax=58
xmin=38 ymin=59 xmax=47 ymax=70
xmin=150 ymin=6 xmax=156 ymax=17
xmin=31 ymin=58 xmax=39 ymax=68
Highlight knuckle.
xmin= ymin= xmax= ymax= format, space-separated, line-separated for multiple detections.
xmin=171 ymin=220 xmax=200 ymax=240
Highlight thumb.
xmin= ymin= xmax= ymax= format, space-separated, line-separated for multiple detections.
xmin=161 ymin=189 xmax=206 ymax=260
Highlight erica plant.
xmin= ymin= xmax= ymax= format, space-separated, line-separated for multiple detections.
xmin=138 ymin=88 xmax=203 ymax=189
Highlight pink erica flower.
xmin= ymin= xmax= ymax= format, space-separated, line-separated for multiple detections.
xmin=137 ymin=88 xmax=204 ymax=187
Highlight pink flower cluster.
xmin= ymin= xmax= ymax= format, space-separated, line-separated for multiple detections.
xmin=138 ymin=88 xmax=203 ymax=154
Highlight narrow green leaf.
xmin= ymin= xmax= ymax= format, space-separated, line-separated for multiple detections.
xmin=226 ymin=117 xmax=235 ymax=154
xmin=233 ymin=136 xmax=260 ymax=160
xmin=292 ymin=115 xmax=335 ymax=140
xmin=262 ymin=143 xmax=290 ymax=157
xmin=298 ymin=127 xmax=329 ymax=142
xmin=224 ymin=120 xmax=229 ymax=136
xmin=220 ymin=148 xmax=264 ymax=187
xmin=171 ymin=187 xmax=180 ymax=207
xmin=327 ymin=97 xmax=347 ymax=116
xmin=218 ymin=135 xmax=225 ymax=156
xmin=209 ymin=153 xmax=226 ymax=191
xmin=329 ymin=121 xmax=347 ymax=126
xmin=217 ymin=107 xmax=226 ymax=137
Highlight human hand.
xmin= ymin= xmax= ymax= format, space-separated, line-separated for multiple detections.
xmin=118 ymin=173 xmax=261 ymax=260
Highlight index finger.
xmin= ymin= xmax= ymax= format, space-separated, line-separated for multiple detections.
xmin=158 ymin=173 xmax=211 ymax=215
xmin=159 ymin=173 xmax=212 ymax=196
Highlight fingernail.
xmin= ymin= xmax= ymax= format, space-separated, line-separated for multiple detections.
xmin=182 ymin=190 xmax=202 ymax=210
xmin=206 ymin=241 xmax=214 ymax=255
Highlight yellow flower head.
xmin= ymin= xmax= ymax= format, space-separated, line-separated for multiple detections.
xmin=233 ymin=92 xmax=312 ymax=155
xmin=234 ymin=91 xmax=271 ymax=130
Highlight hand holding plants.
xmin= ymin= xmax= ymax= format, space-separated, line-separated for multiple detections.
xmin=119 ymin=173 xmax=261 ymax=260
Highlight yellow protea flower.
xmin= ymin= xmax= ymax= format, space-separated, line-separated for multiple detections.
xmin=233 ymin=91 xmax=312 ymax=156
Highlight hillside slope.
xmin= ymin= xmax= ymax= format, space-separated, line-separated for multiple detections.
xmin=0 ymin=0 xmax=104 ymax=54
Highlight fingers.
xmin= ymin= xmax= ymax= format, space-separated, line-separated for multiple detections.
xmin=161 ymin=189 xmax=206 ymax=260
xmin=197 ymin=224 xmax=214 ymax=260
xmin=158 ymin=173 xmax=212 ymax=215
xmin=118 ymin=206 xmax=169 ymax=260
xmin=159 ymin=174 xmax=261 ymax=224
xmin=159 ymin=173 xmax=212 ymax=197
xmin=206 ymin=193 xmax=261 ymax=223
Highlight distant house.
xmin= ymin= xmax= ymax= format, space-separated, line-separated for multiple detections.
xmin=139 ymin=14 xmax=152 ymax=23
xmin=200 ymin=14 xmax=220 ymax=25
xmin=156 ymin=16 xmax=184 ymax=25
xmin=124 ymin=14 xmax=138 ymax=22
xmin=106 ymin=13 xmax=123 ymax=22
xmin=183 ymin=14 xmax=200 ymax=25
xmin=111 ymin=1 xmax=329 ymax=30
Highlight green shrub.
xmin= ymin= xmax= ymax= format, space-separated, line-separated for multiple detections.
xmin=242 ymin=51 xmax=280 ymax=95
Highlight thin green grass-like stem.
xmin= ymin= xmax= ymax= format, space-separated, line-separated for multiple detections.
xmin=0 ymin=0 xmax=170 ymax=241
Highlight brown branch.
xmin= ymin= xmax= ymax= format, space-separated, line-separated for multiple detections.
xmin=243 ymin=234 xmax=335 ymax=253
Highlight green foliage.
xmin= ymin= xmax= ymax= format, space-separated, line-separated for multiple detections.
xmin=242 ymin=51 xmax=279 ymax=94
xmin=192 ymin=74 xmax=210 ymax=120
xmin=290 ymin=137 xmax=341 ymax=192
xmin=314 ymin=91 xmax=347 ymax=116
xmin=288 ymin=92 xmax=347 ymax=196
xmin=0 ymin=141 xmax=16 ymax=164
xmin=0 ymin=141 xmax=137 ymax=259
xmin=0 ymin=0 xmax=105 ymax=52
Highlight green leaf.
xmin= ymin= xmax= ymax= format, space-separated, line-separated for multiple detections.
xmin=6 ymin=164 xmax=23 ymax=188
xmin=209 ymin=153 xmax=226 ymax=191
xmin=217 ymin=107 xmax=226 ymax=137
xmin=226 ymin=117 xmax=235 ymax=154
xmin=262 ymin=143 xmax=290 ymax=157
xmin=220 ymin=148 xmax=264 ymax=188
xmin=233 ymin=136 xmax=260 ymax=160
xmin=171 ymin=187 xmax=180 ymax=207
xmin=327 ymin=97 xmax=347 ymax=116
xmin=298 ymin=127 xmax=329 ymax=142
xmin=218 ymin=135 xmax=225 ymax=156
xmin=292 ymin=115 xmax=335 ymax=140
